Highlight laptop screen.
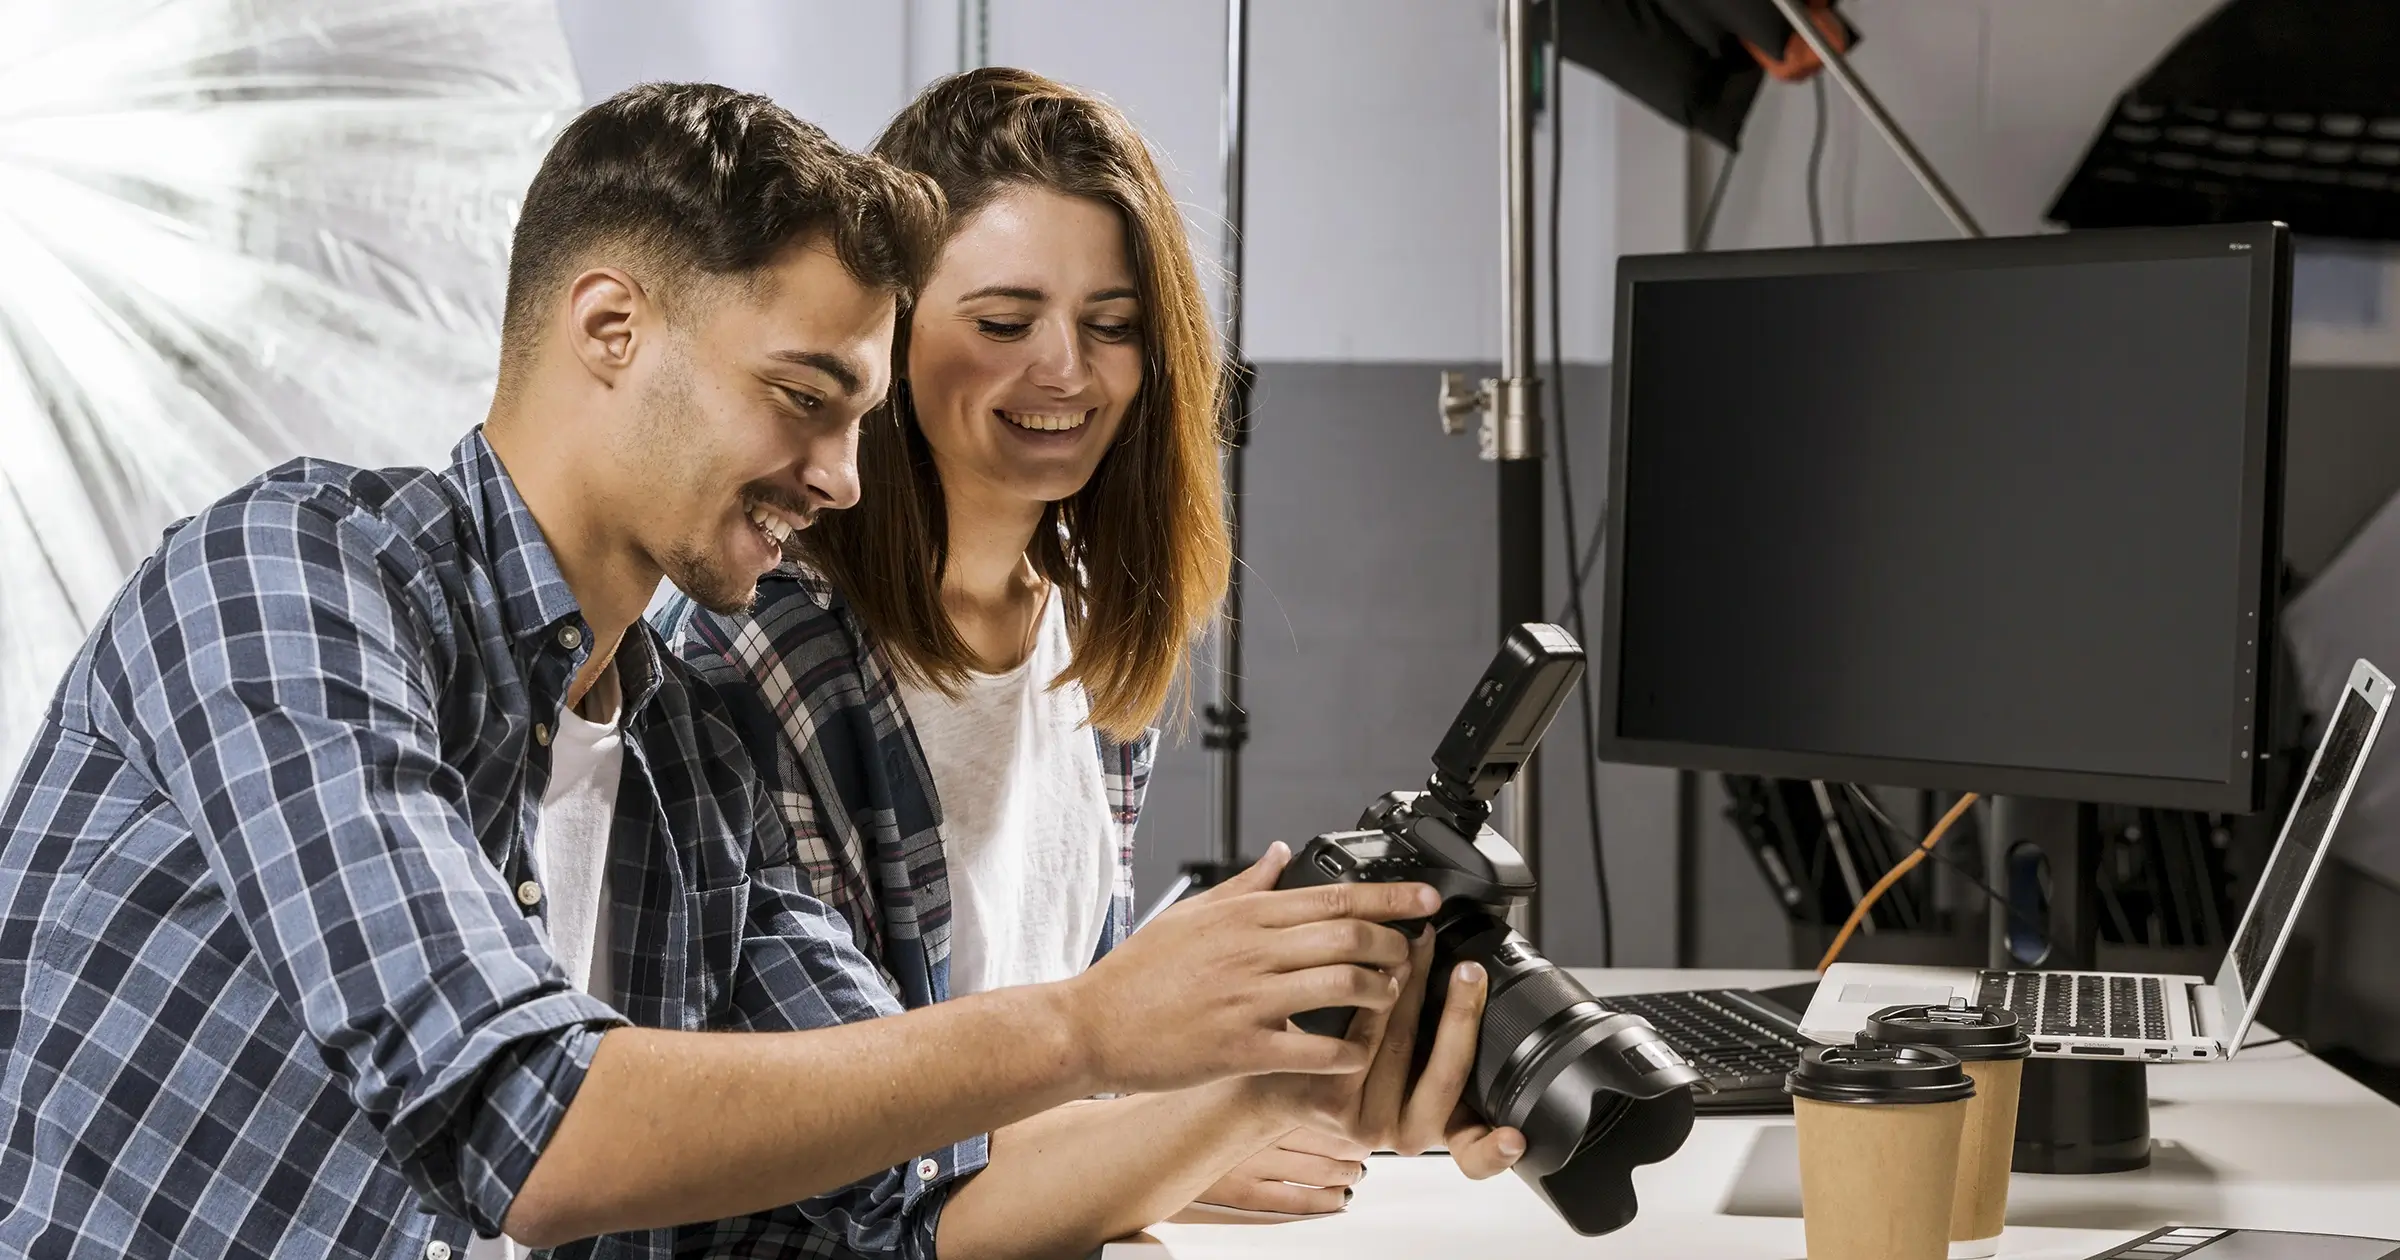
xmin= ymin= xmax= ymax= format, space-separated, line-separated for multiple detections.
xmin=2221 ymin=680 xmax=2384 ymax=1041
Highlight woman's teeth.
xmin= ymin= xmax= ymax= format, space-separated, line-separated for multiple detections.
xmin=747 ymin=504 xmax=794 ymax=546
xmin=998 ymin=408 xmax=1091 ymax=433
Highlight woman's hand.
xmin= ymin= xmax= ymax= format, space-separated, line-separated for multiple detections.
xmin=1191 ymin=1127 xmax=1370 ymax=1215
xmin=1239 ymin=929 xmax=1527 ymax=1189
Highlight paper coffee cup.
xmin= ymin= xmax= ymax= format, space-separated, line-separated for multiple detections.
xmin=1862 ymin=1003 xmax=2035 ymax=1259
xmin=1787 ymin=1043 xmax=1975 ymax=1260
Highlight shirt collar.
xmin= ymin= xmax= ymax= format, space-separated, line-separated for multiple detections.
xmin=447 ymin=428 xmax=672 ymax=723
xmin=444 ymin=428 xmax=585 ymax=649
xmin=780 ymin=559 xmax=840 ymax=612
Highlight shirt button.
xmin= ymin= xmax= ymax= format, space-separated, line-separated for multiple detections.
xmin=916 ymin=1157 xmax=940 ymax=1181
xmin=426 ymin=1243 xmax=452 ymax=1260
xmin=533 ymin=723 xmax=551 ymax=747
xmin=558 ymin=625 xmax=583 ymax=650
xmin=516 ymin=880 xmax=542 ymax=907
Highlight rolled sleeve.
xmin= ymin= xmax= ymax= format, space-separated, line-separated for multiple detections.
xmin=101 ymin=489 xmax=623 ymax=1230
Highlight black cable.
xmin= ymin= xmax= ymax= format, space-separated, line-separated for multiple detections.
xmin=1806 ymin=76 xmax=1829 ymax=247
xmin=1546 ymin=6 xmax=1612 ymax=967
xmin=1845 ymin=784 xmax=2045 ymax=939
xmin=1694 ymin=145 xmax=1738 ymax=253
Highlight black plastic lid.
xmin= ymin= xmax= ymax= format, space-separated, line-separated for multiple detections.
xmin=1786 ymin=1043 xmax=1976 ymax=1105
xmin=1861 ymin=1002 xmax=2033 ymax=1062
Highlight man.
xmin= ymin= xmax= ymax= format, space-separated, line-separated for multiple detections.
xmin=0 ymin=85 xmax=1445 ymax=1259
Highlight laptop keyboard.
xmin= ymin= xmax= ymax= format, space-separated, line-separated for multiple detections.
xmin=1977 ymin=972 xmax=2170 ymax=1041
xmin=1606 ymin=989 xmax=1811 ymax=1099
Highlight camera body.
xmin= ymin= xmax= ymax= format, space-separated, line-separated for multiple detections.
xmin=1274 ymin=624 xmax=1701 ymax=1236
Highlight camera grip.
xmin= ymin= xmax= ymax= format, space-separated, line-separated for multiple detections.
xmin=1277 ymin=833 xmax=1432 ymax=1037
xmin=1286 ymin=913 xmax=1433 ymax=1038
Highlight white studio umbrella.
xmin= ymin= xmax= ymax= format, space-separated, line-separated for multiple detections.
xmin=0 ymin=0 xmax=581 ymax=770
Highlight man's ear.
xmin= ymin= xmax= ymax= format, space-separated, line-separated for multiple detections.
xmin=565 ymin=266 xmax=649 ymax=386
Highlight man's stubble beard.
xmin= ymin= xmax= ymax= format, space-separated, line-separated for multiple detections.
xmin=640 ymin=352 xmax=763 ymax=617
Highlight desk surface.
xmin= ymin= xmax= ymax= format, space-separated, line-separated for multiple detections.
xmin=1105 ymin=968 xmax=2400 ymax=1259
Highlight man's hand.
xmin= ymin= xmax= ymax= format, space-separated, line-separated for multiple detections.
xmin=1192 ymin=1128 xmax=1370 ymax=1215
xmin=1063 ymin=843 xmax=1438 ymax=1096
xmin=1244 ymin=929 xmax=1527 ymax=1182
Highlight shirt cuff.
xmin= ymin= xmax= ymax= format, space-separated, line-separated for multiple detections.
xmin=902 ymin=1132 xmax=991 ymax=1260
xmin=385 ymin=989 xmax=626 ymax=1233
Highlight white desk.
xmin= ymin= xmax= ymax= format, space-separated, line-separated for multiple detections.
xmin=1106 ymin=969 xmax=2400 ymax=1259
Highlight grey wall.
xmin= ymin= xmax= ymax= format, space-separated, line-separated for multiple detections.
xmin=1138 ymin=362 xmax=1681 ymax=968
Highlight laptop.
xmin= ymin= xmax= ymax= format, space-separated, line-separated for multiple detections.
xmin=1801 ymin=657 xmax=2392 ymax=1063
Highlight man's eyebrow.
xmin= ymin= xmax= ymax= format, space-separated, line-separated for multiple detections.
xmin=765 ymin=349 xmax=865 ymax=397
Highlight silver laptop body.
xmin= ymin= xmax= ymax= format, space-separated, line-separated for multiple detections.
xmin=1801 ymin=658 xmax=2393 ymax=1063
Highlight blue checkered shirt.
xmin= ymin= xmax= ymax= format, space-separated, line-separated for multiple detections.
xmin=0 ymin=432 xmax=971 ymax=1260
xmin=654 ymin=570 xmax=1153 ymax=1256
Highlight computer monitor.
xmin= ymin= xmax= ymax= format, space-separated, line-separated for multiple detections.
xmin=1595 ymin=224 xmax=2292 ymax=814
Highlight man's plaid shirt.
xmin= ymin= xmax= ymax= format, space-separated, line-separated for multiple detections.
xmin=0 ymin=432 xmax=970 ymax=1260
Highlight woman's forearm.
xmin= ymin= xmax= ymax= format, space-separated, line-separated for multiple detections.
xmin=935 ymin=1079 xmax=1293 ymax=1260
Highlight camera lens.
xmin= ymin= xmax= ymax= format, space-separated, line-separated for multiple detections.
xmin=1423 ymin=912 xmax=1703 ymax=1235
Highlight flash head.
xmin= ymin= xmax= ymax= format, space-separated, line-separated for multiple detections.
xmin=1427 ymin=623 xmax=1585 ymax=819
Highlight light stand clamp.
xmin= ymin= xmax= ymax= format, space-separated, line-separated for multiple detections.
xmin=1439 ymin=372 xmax=1543 ymax=464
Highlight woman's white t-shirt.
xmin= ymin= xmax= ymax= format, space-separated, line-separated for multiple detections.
xmin=898 ymin=592 xmax=1116 ymax=996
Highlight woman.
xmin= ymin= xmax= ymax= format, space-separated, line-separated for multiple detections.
xmin=665 ymin=68 xmax=1518 ymax=1250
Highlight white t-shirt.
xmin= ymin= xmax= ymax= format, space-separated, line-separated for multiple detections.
xmin=469 ymin=671 xmax=622 ymax=1260
xmin=899 ymin=592 xmax=1116 ymax=996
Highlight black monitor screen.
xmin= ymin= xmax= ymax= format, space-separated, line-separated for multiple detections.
xmin=1611 ymin=250 xmax=2264 ymax=792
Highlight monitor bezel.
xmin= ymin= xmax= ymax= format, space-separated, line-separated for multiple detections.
xmin=1596 ymin=222 xmax=2292 ymax=813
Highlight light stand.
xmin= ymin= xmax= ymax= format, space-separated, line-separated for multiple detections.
xmin=1441 ymin=0 xmax=1548 ymax=944
xmin=1155 ymin=0 xmax=1253 ymax=916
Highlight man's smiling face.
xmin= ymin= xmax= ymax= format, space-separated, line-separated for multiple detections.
xmin=627 ymin=239 xmax=895 ymax=615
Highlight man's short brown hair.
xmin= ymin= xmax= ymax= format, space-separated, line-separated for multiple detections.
xmin=498 ymin=82 xmax=943 ymax=384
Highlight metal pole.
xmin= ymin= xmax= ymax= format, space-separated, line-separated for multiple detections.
xmin=1207 ymin=0 xmax=1253 ymax=871
xmin=1764 ymin=0 xmax=1984 ymax=239
xmin=1497 ymin=0 xmax=1546 ymax=945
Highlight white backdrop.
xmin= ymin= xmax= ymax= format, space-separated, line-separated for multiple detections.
xmin=0 ymin=0 xmax=581 ymax=770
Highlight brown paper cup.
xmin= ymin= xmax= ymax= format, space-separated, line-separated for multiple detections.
xmin=1948 ymin=1058 xmax=2024 ymax=1257
xmin=1794 ymin=1094 xmax=1969 ymax=1260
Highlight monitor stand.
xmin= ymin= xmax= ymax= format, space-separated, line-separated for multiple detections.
xmin=1988 ymin=796 xmax=2154 ymax=1174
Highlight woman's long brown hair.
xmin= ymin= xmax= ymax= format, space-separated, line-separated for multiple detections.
xmin=799 ymin=68 xmax=1231 ymax=741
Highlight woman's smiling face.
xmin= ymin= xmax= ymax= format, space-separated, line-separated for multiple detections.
xmin=904 ymin=183 xmax=1144 ymax=508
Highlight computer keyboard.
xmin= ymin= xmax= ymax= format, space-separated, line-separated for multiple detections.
xmin=1976 ymin=971 xmax=2169 ymax=1041
xmin=1605 ymin=988 xmax=1813 ymax=1113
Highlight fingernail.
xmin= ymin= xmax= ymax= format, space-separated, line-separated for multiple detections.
xmin=1499 ymin=1131 xmax=1526 ymax=1159
xmin=1266 ymin=840 xmax=1289 ymax=860
xmin=1343 ymin=1187 xmax=1355 ymax=1204
xmin=1355 ymin=1163 xmax=1369 ymax=1184
xmin=1456 ymin=961 xmax=1485 ymax=985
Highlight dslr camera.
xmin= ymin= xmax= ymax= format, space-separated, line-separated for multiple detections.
xmin=1276 ymin=623 xmax=1701 ymax=1235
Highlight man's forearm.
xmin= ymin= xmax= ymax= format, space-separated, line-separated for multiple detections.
xmin=935 ymin=1079 xmax=1293 ymax=1260
xmin=505 ymin=983 xmax=1097 ymax=1248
